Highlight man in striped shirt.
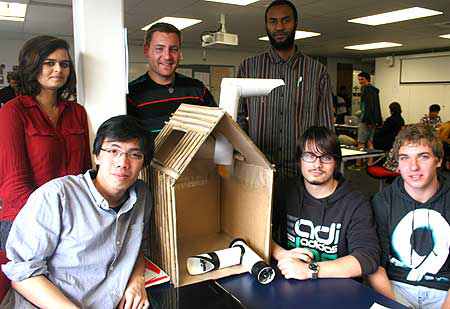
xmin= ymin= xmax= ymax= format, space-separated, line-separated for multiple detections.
xmin=238 ymin=0 xmax=334 ymax=178
xmin=127 ymin=23 xmax=216 ymax=139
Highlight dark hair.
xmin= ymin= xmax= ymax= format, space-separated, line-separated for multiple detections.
xmin=357 ymin=72 xmax=371 ymax=82
xmin=429 ymin=104 xmax=441 ymax=113
xmin=297 ymin=126 xmax=342 ymax=176
xmin=389 ymin=102 xmax=402 ymax=115
xmin=265 ymin=0 xmax=298 ymax=28
xmin=144 ymin=22 xmax=181 ymax=46
xmin=392 ymin=124 xmax=443 ymax=161
xmin=93 ymin=115 xmax=154 ymax=166
xmin=17 ymin=35 xmax=76 ymax=100
xmin=6 ymin=70 xmax=19 ymax=83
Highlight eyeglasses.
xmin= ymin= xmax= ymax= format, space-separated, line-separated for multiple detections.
xmin=301 ymin=152 xmax=335 ymax=164
xmin=42 ymin=60 xmax=71 ymax=69
xmin=100 ymin=148 xmax=144 ymax=161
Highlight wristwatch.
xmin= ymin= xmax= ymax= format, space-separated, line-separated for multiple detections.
xmin=308 ymin=262 xmax=319 ymax=280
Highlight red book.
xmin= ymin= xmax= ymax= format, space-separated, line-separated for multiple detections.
xmin=144 ymin=257 xmax=170 ymax=287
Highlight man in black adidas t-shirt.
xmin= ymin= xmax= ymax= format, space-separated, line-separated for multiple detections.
xmin=272 ymin=126 xmax=379 ymax=280
xmin=127 ymin=22 xmax=216 ymax=136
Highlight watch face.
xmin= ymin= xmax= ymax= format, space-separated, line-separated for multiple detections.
xmin=309 ymin=262 xmax=319 ymax=279
xmin=309 ymin=262 xmax=318 ymax=272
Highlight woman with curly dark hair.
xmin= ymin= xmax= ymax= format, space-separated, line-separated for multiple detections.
xmin=0 ymin=35 xmax=91 ymax=299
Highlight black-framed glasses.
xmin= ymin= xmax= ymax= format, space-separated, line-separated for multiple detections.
xmin=100 ymin=148 xmax=144 ymax=161
xmin=301 ymin=152 xmax=335 ymax=164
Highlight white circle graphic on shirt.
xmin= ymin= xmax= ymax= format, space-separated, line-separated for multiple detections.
xmin=391 ymin=208 xmax=450 ymax=282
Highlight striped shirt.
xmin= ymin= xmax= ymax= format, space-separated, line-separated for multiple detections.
xmin=237 ymin=47 xmax=334 ymax=177
xmin=2 ymin=171 xmax=151 ymax=308
xmin=127 ymin=73 xmax=216 ymax=136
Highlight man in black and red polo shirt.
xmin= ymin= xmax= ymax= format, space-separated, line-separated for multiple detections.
xmin=127 ymin=22 xmax=216 ymax=137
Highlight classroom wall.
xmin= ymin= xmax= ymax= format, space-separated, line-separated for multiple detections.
xmin=128 ymin=44 xmax=256 ymax=66
xmin=0 ymin=39 xmax=23 ymax=67
xmin=0 ymin=38 xmax=254 ymax=81
xmin=129 ymin=43 xmax=370 ymax=92
xmin=375 ymin=52 xmax=450 ymax=124
xmin=0 ymin=39 xmax=28 ymax=87
xmin=128 ymin=44 xmax=257 ymax=80
xmin=326 ymin=57 xmax=374 ymax=93
xmin=2 ymin=38 xmax=381 ymax=104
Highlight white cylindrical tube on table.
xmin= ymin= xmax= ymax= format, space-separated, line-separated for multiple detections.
xmin=186 ymin=246 xmax=245 ymax=275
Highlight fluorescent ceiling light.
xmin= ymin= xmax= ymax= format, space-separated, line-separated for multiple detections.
xmin=0 ymin=2 xmax=27 ymax=22
xmin=439 ymin=34 xmax=450 ymax=39
xmin=344 ymin=42 xmax=403 ymax=50
xmin=259 ymin=30 xmax=321 ymax=41
xmin=204 ymin=0 xmax=259 ymax=5
xmin=141 ymin=17 xmax=202 ymax=31
xmin=348 ymin=7 xmax=442 ymax=26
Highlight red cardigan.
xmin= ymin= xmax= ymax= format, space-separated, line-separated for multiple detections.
xmin=0 ymin=95 xmax=91 ymax=221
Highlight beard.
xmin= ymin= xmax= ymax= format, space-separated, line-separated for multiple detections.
xmin=303 ymin=169 xmax=334 ymax=186
xmin=267 ymin=29 xmax=295 ymax=50
xmin=304 ymin=177 xmax=329 ymax=186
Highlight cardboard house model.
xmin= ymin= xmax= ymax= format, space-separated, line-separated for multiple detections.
xmin=149 ymin=104 xmax=274 ymax=287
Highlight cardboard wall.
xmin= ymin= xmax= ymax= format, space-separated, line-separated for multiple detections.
xmin=170 ymin=137 xmax=272 ymax=285
xmin=221 ymin=161 xmax=273 ymax=259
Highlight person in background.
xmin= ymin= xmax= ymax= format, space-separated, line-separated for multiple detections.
xmin=337 ymin=85 xmax=352 ymax=116
xmin=333 ymin=92 xmax=348 ymax=124
xmin=127 ymin=22 xmax=216 ymax=139
xmin=273 ymin=126 xmax=379 ymax=281
xmin=0 ymin=35 xmax=91 ymax=300
xmin=357 ymin=72 xmax=382 ymax=151
xmin=0 ymin=71 xmax=19 ymax=107
xmin=369 ymin=125 xmax=450 ymax=309
xmin=1 ymin=115 xmax=153 ymax=309
xmin=373 ymin=102 xmax=405 ymax=151
xmin=438 ymin=121 xmax=450 ymax=170
xmin=237 ymin=0 xmax=334 ymax=179
xmin=421 ymin=104 xmax=442 ymax=128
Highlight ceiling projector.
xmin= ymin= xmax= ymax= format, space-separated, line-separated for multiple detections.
xmin=201 ymin=32 xmax=238 ymax=47
xmin=201 ymin=14 xmax=238 ymax=47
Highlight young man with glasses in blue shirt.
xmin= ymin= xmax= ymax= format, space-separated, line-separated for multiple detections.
xmin=272 ymin=126 xmax=379 ymax=280
xmin=2 ymin=115 xmax=153 ymax=309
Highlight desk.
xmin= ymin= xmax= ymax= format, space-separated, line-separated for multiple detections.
xmin=335 ymin=124 xmax=359 ymax=139
xmin=218 ymin=273 xmax=407 ymax=309
xmin=149 ymin=272 xmax=407 ymax=309
xmin=340 ymin=147 xmax=385 ymax=176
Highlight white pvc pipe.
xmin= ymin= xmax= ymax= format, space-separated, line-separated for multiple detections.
xmin=214 ymin=78 xmax=285 ymax=166
xmin=219 ymin=78 xmax=285 ymax=120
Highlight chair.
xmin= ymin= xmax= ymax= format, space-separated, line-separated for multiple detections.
xmin=367 ymin=165 xmax=400 ymax=191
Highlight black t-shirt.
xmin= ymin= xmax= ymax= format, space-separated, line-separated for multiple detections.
xmin=276 ymin=177 xmax=380 ymax=275
xmin=373 ymin=176 xmax=450 ymax=291
xmin=127 ymin=73 xmax=216 ymax=136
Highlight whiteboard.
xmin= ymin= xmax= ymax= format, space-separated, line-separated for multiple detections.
xmin=400 ymin=55 xmax=450 ymax=84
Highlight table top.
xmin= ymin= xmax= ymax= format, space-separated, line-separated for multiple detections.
xmin=340 ymin=146 xmax=385 ymax=158
xmin=335 ymin=124 xmax=359 ymax=129
xmin=148 ymin=271 xmax=407 ymax=309
xmin=218 ymin=272 xmax=407 ymax=309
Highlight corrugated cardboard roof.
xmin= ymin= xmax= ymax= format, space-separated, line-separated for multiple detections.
xmin=152 ymin=104 xmax=273 ymax=179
